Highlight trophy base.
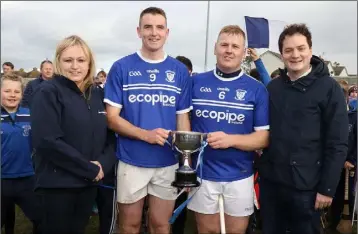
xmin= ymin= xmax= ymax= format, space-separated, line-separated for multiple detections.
xmin=171 ymin=165 xmax=200 ymax=188
xmin=172 ymin=181 xmax=200 ymax=188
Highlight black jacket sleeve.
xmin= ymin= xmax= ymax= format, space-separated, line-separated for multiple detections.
xmin=97 ymin=128 xmax=117 ymax=176
xmin=31 ymin=84 xmax=100 ymax=180
xmin=22 ymin=81 xmax=33 ymax=108
xmin=317 ymin=81 xmax=349 ymax=197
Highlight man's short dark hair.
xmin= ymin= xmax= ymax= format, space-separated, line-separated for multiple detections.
xmin=278 ymin=24 xmax=312 ymax=54
xmin=176 ymin=56 xmax=193 ymax=72
xmin=249 ymin=69 xmax=261 ymax=82
xmin=40 ymin=60 xmax=53 ymax=70
xmin=139 ymin=7 xmax=167 ymax=26
xmin=2 ymin=62 xmax=14 ymax=69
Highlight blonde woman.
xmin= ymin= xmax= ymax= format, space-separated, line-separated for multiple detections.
xmin=30 ymin=35 xmax=117 ymax=234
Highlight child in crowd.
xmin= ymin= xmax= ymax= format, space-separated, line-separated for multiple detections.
xmin=1 ymin=73 xmax=41 ymax=233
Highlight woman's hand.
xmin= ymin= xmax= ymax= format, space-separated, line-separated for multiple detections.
xmin=91 ymin=161 xmax=104 ymax=181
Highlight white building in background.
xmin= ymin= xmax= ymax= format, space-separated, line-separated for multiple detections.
xmin=324 ymin=61 xmax=335 ymax=76
xmin=333 ymin=66 xmax=349 ymax=77
xmin=250 ymin=50 xmax=284 ymax=76
xmin=249 ymin=51 xmax=355 ymax=85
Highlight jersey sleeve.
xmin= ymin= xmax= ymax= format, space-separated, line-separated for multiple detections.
xmin=254 ymin=85 xmax=270 ymax=131
xmin=104 ymin=62 xmax=123 ymax=109
xmin=176 ymin=68 xmax=193 ymax=114
xmin=254 ymin=58 xmax=271 ymax=87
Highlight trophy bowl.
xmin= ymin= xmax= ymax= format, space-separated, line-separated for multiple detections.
xmin=170 ymin=131 xmax=207 ymax=188
xmin=171 ymin=131 xmax=206 ymax=152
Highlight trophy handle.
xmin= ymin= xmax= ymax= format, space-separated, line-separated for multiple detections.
xmin=168 ymin=131 xmax=187 ymax=155
xmin=168 ymin=130 xmax=176 ymax=144
xmin=172 ymin=131 xmax=176 ymax=144
xmin=166 ymin=130 xmax=175 ymax=148
xmin=201 ymin=133 xmax=208 ymax=142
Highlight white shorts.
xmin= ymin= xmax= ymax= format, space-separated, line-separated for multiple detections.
xmin=187 ymin=175 xmax=254 ymax=217
xmin=116 ymin=161 xmax=179 ymax=204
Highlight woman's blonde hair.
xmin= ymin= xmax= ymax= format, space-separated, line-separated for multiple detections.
xmin=54 ymin=35 xmax=96 ymax=93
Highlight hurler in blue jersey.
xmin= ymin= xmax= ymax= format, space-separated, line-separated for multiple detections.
xmin=187 ymin=25 xmax=269 ymax=234
xmin=104 ymin=7 xmax=192 ymax=234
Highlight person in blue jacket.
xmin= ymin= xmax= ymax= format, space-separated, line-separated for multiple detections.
xmin=1 ymin=73 xmax=41 ymax=234
xmin=348 ymin=85 xmax=357 ymax=111
xmin=21 ymin=60 xmax=54 ymax=108
xmin=30 ymin=35 xmax=117 ymax=234
xmin=247 ymin=48 xmax=271 ymax=86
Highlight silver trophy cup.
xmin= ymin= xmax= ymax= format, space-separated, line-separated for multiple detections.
xmin=169 ymin=131 xmax=207 ymax=188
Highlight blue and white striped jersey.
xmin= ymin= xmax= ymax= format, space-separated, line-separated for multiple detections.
xmin=104 ymin=52 xmax=192 ymax=168
xmin=191 ymin=69 xmax=269 ymax=182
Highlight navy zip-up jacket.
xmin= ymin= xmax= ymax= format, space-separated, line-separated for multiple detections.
xmin=30 ymin=74 xmax=117 ymax=189
xmin=259 ymin=56 xmax=349 ymax=197
xmin=1 ymin=107 xmax=34 ymax=178
xmin=21 ymin=76 xmax=46 ymax=108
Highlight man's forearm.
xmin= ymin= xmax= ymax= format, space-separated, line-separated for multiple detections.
xmin=230 ymin=131 xmax=269 ymax=151
xmin=176 ymin=112 xmax=191 ymax=131
xmin=108 ymin=115 xmax=147 ymax=141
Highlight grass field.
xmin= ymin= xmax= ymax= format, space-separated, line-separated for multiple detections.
xmin=3 ymin=206 xmax=197 ymax=234
xmin=3 ymin=206 xmax=101 ymax=234
xmin=4 ymin=205 xmax=357 ymax=234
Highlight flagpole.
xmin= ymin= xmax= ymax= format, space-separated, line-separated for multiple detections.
xmin=204 ymin=0 xmax=211 ymax=72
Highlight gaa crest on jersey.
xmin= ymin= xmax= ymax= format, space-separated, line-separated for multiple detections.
xmin=165 ymin=70 xmax=175 ymax=83
xmin=22 ymin=125 xmax=31 ymax=137
xmin=235 ymin=89 xmax=247 ymax=101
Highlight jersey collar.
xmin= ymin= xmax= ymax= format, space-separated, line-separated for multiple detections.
xmin=136 ymin=51 xmax=168 ymax=64
xmin=213 ymin=67 xmax=244 ymax=81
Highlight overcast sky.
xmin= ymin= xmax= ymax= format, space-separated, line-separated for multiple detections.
xmin=1 ymin=1 xmax=357 ymax=75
